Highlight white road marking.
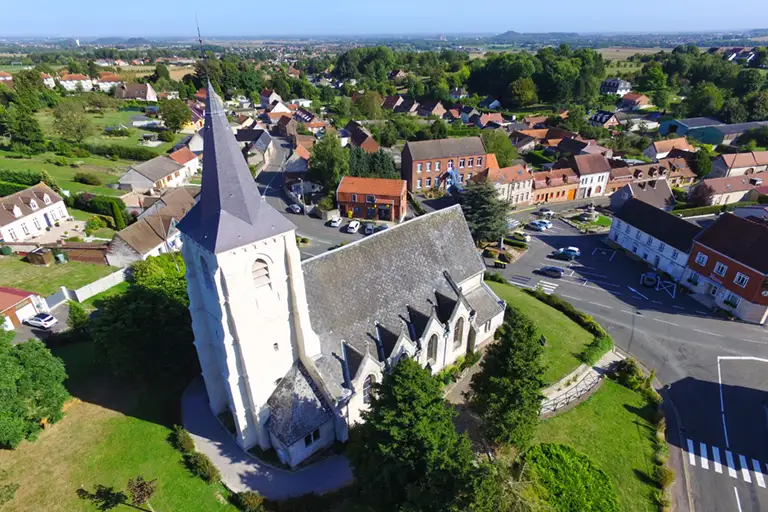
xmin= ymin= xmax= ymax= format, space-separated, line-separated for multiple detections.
xmin=687 ymin=439 xmax=696 ymax=466
xmin=588 ymin=301 xmax=612 ymax=309
xmin=621 ymin=309 xmax=634 ymax=314
xmin=656 ymin=319 xmax=680 ymax=327
xmin=560 ymin=295 xmax=582 ymax=301
xmin=539 ymin=281 xmax=560 ymax=288
xmin=726 ymin=451 xmax=738 ymax=478
xmin=696 ymin=310 xmax=709 ymax=315
xmin=739 ymin=455 xmax=752 ymax=483
xmin=752 ymin=459 xmax=765 ymax=488
xmin=735 ymin=487 xmax=743 ymax=512
xmin=627 ymin=286 xmax=648 ymax=300
xmin=740 ymin=338 xmax=768 ymax=346
xmin=673 ymin=305 xmax=685 ymax=310
xmin=719 ymin=362 xmax=730 ymax=449
xmin=573 ymin=270 xmax=607 ymax=278
xmin=694 ymin=329 xmax=723 ymax=337
xmin=713 ymin=447 xmax=722 ymax=473
xmin=700 ymin=443 xmax=709 ymax=469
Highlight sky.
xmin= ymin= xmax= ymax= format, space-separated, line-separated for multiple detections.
xmin=3 ymin=0 xmax=768 ymax=38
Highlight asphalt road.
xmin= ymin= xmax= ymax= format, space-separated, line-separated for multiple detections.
xmin=499 ymin=212 xmax=768 ymax=512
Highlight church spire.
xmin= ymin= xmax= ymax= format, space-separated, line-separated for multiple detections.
xmin=177 ymin=81 xmax=295 ymax=253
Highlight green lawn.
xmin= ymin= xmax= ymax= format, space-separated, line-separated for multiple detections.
xmin=81 ymin=280 xmax=130 ymax=311
xmin=68 ymin=208 xmax=94 ymax=221
xmin=487 ymin=282 xmax=594 ymax=384
xmin=91 ymin=227 xmax=115 ymax=239
xmin=0 ymin=341 xmax=237 ymax=511
xmin=534 ymin=379 xmax=658 ymax=512
xmin=594 ymin=215 xmax=612 ymax=227
xmin=0 ymin=255 xmax=115 ymax=296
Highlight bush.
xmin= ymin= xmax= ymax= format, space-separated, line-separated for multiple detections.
xmin=654 ymin=465 xmax=675 ymax=490
xmin=185 ymin=452 xmax=220 ymax=483
xmin=72 ymin=147 xmax=91 ymax=158
xmin=484 ymin=271 xmax=506 ymax=283
xmin=316 ymin=194 xmax=335 ymax=211
xmin=103 ymin=127 xmax=131 ymax=137
xmin=78 ymin=143 xmax=158 ymax=161
xmin=614 ymin=358 xmax=645 ymax=390
xmin=234 ymin=491 xmax=265 ymax=512
xmin=0 ymin=169 xmax=58 ymax=190
xmin=0 ymin=246 xmax=12 ymax=256
xmin=0 ymin=180 xmax=27 ymax=197
xmin=581 ymin=335 xmax=613 ymax=365
xmin=503 ymin=238 xmax=528 ymax=249
xmin=524 ymin=289 xmax=608 ymax=338
xmin=73 ymin=172 xmax=103 ymax=186
xmin=158 ymin=130 xmax=175 ymax=142
xmin=84 ymin=216 xmax=108 ymax=236
xmin=170 ymin=425 xmax=195 ymax=454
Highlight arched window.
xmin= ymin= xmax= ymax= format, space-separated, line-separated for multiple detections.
xmin=200 ymin=256 xmax=214 ymax=290
xmin=427 ymin=334 xmax=438 ymax=363
xmin=363 ymin=374 xmax=376 ymax=404
xmin=252 ymin=259 xmax=270 ymax=290
xmin=453 ymin=317 xmax=464 ymax=348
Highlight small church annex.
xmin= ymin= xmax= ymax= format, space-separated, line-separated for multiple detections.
xmin=177 ymin=83 xmax=506 ymax=469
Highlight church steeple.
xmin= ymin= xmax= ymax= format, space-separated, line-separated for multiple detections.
xmin=177 ymin=81 xmax=295 ymax=253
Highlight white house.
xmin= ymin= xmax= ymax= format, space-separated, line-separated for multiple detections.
xmin=0 ymin=183 xmax=68 ymax=243
xmin=642 ymin=137 xmax=695 ymax=161
xmin=609 ymin=197 xmax=702 ymax=281
xmin=176 ymin=83 xmax=506 ymax=469
xmin=267 ymin=101 xmax=291 ymax=114
xmin=470 ymin=161 xmax=533 ymax=208
xmin=709 ymin=151 xmax=768 ymax=178
xmin=0 ymin=71 xmax=12 ymax=82
xmin=260 ymin=88 xmax=282 ymax=108
xmin=289 ymin=98 xmax=312 ymax=108
xmin=168 ymin=147 xmax=201 ymax=177
xmin=118 ymin=155 xmax=186 ymax=193
xmin=600 ymin=78 xmax=632 ymax=97
xmin=95 ymin=75 xmax=122 ymax=93
xmin=58 ymin=73 xmax=93 ymax=92
xmin=40 ymin=73 xmax=56 ymax=89
xmin=571 ymin=154 xmax=612 ymax=199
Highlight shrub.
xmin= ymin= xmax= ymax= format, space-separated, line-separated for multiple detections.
xmin=103 ymin=127 xmax=131 ymax=137
xmin=78 ymin=143 xmax=158 ymax=161
xmin=462 ymin=349 xmax=481 ymax=369
xmin=654 ymin=465 xmax=675 ymax=489
xmin=84 ymin=216 xmax=108 ymax=236
xmin=502 ymin=238 xmax=528 ymax=249
xmin=614 ymin=358 xmax=645 ymax=390
xmin=580 ymin=335 xmax=613 ymax=365
xmin=0 ymin=169 xmax=58 ymax=190
xmin=234 ymin=491 xmax=265 ymax=512
xmin=317 ymin=194 xmax=335 ymax=211
xmin=73 ymin=172 xmax=103 ymax=186
xmin=72 ymin=147 xmax=91 ymax=158
xmin=158 ymin=130 xmax=175 ymax=142
xmin=484 ymin=271 xmax=506 ymax=283
xmin=185 ymin=452 xmax=220 ymax=483
xmin=0 ymin=180 xmax=28 ymax=197
xmin=0 ymin=246 xmax=12 ymax=256
xmin=170 ymin=425 xmax=195 ymax=453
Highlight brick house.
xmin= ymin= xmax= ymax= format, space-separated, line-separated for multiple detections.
xmin=531 ymin=168 xmax=579 ymax=203
xmin=683 ymin=214 xmax=768 ymax=325
xmin=470 ymin=157 xmax=533 ymax=208
xmin=345 ymin=121 xmax=380 ymax=154
xmin=336 ymin=176 xmax=407 ymax=222
xmin=401 ymin=137 xmax=487 ymax=192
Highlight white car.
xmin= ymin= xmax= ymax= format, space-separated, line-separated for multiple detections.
xmin=540 ymin=219 xmax=553 ymax=229
xmin=288 ymin=204 xmax=302 ymax=214
xmin=347 ymin=220 xmax=360 ymax=233
xmin=561 ymin=246 xmax=581 ymax=257
xmin=329 ymin=216 xmax=342 ymax=227
xmin=24 ymin=313 xmax=58 ymax=330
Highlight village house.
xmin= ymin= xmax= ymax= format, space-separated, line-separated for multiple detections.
xmin=401 ymin=137 xmax=487 ymax=192
xmin=336 ymin=176 xmax=407 ymax=222
xmin=588 ymin=110 xmax=620 ymax=129
xmin=1 ymin=287 xmax=50 ymax=331
xmin=660 ymin=157 xmax=697 ymax=188
xmin=531 ymin=168 xmax=579 ymax=203
xmin=395 ymin=99 xmax=420 ymax=116
xmin=260 ymin=89 xmax=282 ymax=108
xmin=682 ymin=214 xmax=768 ymax=325
xmin=643 ymin=137 xmax=695 ymax=160
xmin=479 ymin=96 xmax=501 ymax=110
xmin=513 ymin=127 xmax=578 ymax=148
xmin=0 ymin=183 xmax=68 ymax=243
xmin=40 ymin=73 xmax=56 ymax=89
xmin=118 ymin=155 xmax=187 ymax=193
xmin=389 ymin=69 xmax=408 ymax=81
xmin=610 ymin=179 xmax=676 ymax=212
xmin=472 ymin=112 xmax=505 ymax=128
xmin=58 ymin=73 xmax=93 ymax=92
xmin=289 ymin=99 xmax=312 ymax=108
xmin=0 ymin=71 xmax=13 ymax=82
xmin=176 ymin=84 xmax=506 ymax=468
xmin=566 ymin=154 xmax=612 ymax=199
xmin=511 ymin=134 xmax=536 ymax=155
xmin=283 ymin=145 xmax=311 ymax=181
xmin=709 ymin=151 xmax=768 ymax=178
xmin=94 ymin=72 xmax=122 ymax=92
xmin=113 ymin=83 xmax=158 ymax=102
xmin=620 ymin=93 xmax=650 ymax=110
xmin=470 ymin=156 xmax=533 ymax=208
xmin=606 ymin=161 xmax=672 ymax=195
xmin=609 ymin=198 xmax=701 ymax=281
xmin=418 ymin=100 xmax=447 ymax=118
xmin=169 ymin=147 xmax=201 ymax=177
xmin=600 ymin=78 xmax=632 ymax=97
xmin=689 ymin=174 xmax=764 ymax=206
xmin=381 ymin=95 xmax=404 ymax=111
xmin=344 ymin=121 xmax=379 ymax=154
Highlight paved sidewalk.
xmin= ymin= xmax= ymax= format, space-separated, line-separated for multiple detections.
xmin=182 ymin=377 xmax=353 ymax=500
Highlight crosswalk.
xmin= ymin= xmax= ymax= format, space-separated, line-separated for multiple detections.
xmin=506 ymin=274 xmax=532 ymax=288
xmin=686 ymin=438 xmax=768 ymax=489
xmin=537 ymin=280 xmax=559 ymax=295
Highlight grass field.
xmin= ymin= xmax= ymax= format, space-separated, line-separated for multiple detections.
xmin=120 ymin=65 xmax=195 ymax=81
xmin=534 ymin=379 xmax=658 ymax=512
xmin=487 ymin=282 xmax=594 ymax=384
xmin=0 ymin=255 xmax=115 ymax=296
xmin=81 ymin=280 xmax=130 ymax=311
xmin=0 ymin=341 xmax=237 ymax=512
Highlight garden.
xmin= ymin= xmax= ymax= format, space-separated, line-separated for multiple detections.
xmin=0 ymin=254 xmax=115 ymax=296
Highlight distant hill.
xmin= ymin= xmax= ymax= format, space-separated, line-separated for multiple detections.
xmin=93 ymin=37 xmax=152 ymax=46
xmin=490 ymin=31 xmax=580 ymax=43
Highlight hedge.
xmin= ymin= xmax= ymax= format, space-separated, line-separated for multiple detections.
xmin=0 ymin=168 xmax=58 ymax=190
xmin=73 ymin=193 xmax=128 ymax=228
xmin=77 ymin=143 xmax=158 ymax=161
xmin=0 ymin=180 xmax=27 ymax=197
xmin=503 ymin=238 xmax=528 ymax=249
xmin=675 ymin=201 xmax=758 ymax=217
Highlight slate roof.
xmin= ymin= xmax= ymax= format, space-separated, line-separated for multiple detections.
xmin=627 ymin=180 xmax=675 ymax=210
xmin=713 ymin=121 xmax=768 ymax=136
xmin=302 ymin=205 xmax=495 ymax=400
xmin=695 ymin=214 xmax=768 ymax=274
xmin=677 ymin=117 xmax=723 ymax=129
xmin=589 ymin=110 xmax=618 ymax=125
xmin=128 ymin=156 xmax=184 ymax=182
xmin=176 ymin=81 xmax=295 ymax=254
xmin=465 ymin=284 xmax=505 ymax=326
xmin=404 ymin=137 xmax=485 ymax=161
xmin=615 ymin=198 xmax=702 ymax=252
xmin=0 ymin=183 xmax=62 ymax=228
xmin=266 ymin=362 xmax=333 ymax=447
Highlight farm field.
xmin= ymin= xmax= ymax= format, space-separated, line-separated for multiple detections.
xmin=120 ymin=65 xmax=195 ymax=81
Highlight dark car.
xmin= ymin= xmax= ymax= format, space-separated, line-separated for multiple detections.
xmin=550 ymin=250 xmax=577 ymax=261
xmin=538 ymin=266 xmax=566 ymax=278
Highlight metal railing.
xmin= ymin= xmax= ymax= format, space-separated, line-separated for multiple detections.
xmin=540 ymin=371 xmax=602 ymax=416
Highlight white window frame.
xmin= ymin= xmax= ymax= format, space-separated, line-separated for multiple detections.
xmin=695 ymin=252 xmax=708 ymax=266
xmin=21 ymin=223 xmax=29 ymax=235
xmin=468 ymin=157 xmax=474 ymax=167
xmin=33 ymin=218 xmax=41 ymax=230
xmin=435 ymin=161 xmax=441 ymax=171
xmin=477 ymin=157 xmax=483 ymax=167
xmin=658 ymin=242 xmax=665 ymax=252
xmin=416 ymin=179 xmax=422 ymax=189
xmin=459 ymin=159 xmax=465 ymax=169
xmin=426 ymin=162 xmax=431 ymax=172
xmin=426 ymin=177 xmax=431 ymax=187
xmin=734 ymin=272 xmax=749 ymax=288
xmin=724 ymin=291 xmax=741 ymax=307
xmin=417 ymin=163 xmax=422 ymax=173
xmin=714 ymin=261 xmax=728 ymax=277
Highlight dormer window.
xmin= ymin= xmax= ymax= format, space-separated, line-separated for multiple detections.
xmin=29 ymin=199 xmax=38 ymax=211
xmin=11 ymin=205 xmax=22 ymax=218
xmin=42 ymin=194 xmax=51 ymax=205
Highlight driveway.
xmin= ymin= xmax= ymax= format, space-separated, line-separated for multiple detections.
xmin=499 ymin=214 xmax=768 ymax=511
xmin=12 ymin=302 xmax=69 ymax=345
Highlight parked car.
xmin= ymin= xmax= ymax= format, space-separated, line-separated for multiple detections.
xmin=641 ymin=272 xmax=659 ymax=287
xmin=288 ymin=204 xmax=302 ymax=214
xmin=507 ymin=219 xmax=521 ymax=230
xmin=538 ymin=266 xmax=566 ymax=278
xmin=551 ymin=250 xmax=577 ymax=261
xmin=539 ymin=219 xmax=553 ymax=229
xmin=364 ymin=223 xmax=375 ymax=235
xmin=347 ymin=220 xmax=360 ymax=233
xmin=329 ymin=216 xmax=342 ymax=227
xmin=555 ymin=246 xmax=581 ymax=258
xmin=511 ymin=231 xmax=531 ymax=243
xmin=24 ymin=313 xmax=58 ymax=330
xmin=527 ymin=220 xmax=547 ymax=232
xmin=375 ymin=224 xmax=389 ymax=232
xmin=537 ymin=208 xmax=554 ymax=218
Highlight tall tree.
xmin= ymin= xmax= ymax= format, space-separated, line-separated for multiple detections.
xmin=430 ymin=118 xmax=448 ymax=139
xmin=308 ymin=133 xmax=349 ymax=189
xmin=651 ymin=88 xmax=672 ymax=112
xmin=348 ymin=357 xmax=477 ymax=512
xmin=151 ymin=63 xmax=171 ymax=83
xmin=736 ymin=69 xmax=765 ymax=96
xmin=53 ymin=100 xmax=92 ymax=142
xmin=505 ymin=77 xmax=538 ymax=108
xmin=460 ymin=179 xmax=510 ymax=243
xmin=4 ymin=103 xmax=45 ymax=147
xmin=356 ymin=90 xmax=383 ymax=119
xmin=747 ymin=91 xmax=768 ymax=122
xmin=719 ymin=98 xmax=748 ymax=124
xmin=684 ymin=82 xmax=724 ymax=117
xmin=692 ymin=148 xmax=713 ymax=179
xmin=159 ymin=98 xmax=192 ymax=132
xmin=481 ymin=130 xmax=519 ymax=168
xmin=469 ymin=308 xmax=544 ymax=448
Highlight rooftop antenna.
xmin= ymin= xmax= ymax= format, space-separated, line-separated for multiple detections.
xmin=195 ymin=15 xmax=209 ymax=83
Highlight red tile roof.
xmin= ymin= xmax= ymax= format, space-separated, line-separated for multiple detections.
xmin=295 ymin=145 xmax=311 ymax=160
xmin=169 ymin=147 xmax=197 ymax=165
xmin=337 ymin=176 xmax=406 ymax=197
xmin=0 ymin=71 xmax=12 ymax=78
xmin=61 ymin=73 xmax=89 ymax=81
xmin=0 ymin=286 xmax=35 ymax=313
xmin=651 ymin=137 xmax=694 ymax=155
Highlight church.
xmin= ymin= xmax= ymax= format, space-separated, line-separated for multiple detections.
xmin=177 ymin=83 xmax=506 ymax=469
